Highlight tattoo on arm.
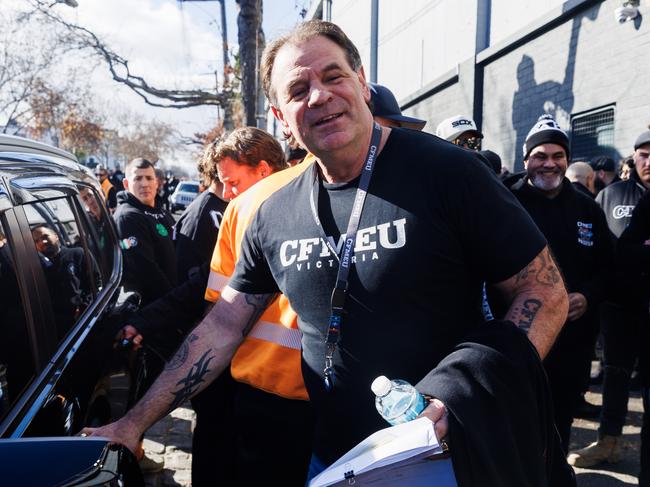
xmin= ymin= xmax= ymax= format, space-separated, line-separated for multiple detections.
xmin=242 ymin=293 xmax=276 ymax=335
xmin=165 ymin=333 xmax=199 ymax=371
xmin=167 ymin=349 xmax=214 ymax=413
xmin=513 ymin=298 xmax=542 ymax=333
xmin=515 ymin=248 xmax=562 ymax=287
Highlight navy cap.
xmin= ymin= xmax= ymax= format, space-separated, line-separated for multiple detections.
xmin=369 ymin=83 xmax=426 ymax=130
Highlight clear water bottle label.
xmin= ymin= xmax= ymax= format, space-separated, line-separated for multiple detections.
xmin=390 ymin=392 xmax=426 ymax=424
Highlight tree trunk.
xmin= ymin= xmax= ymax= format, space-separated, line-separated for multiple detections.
xmin=236 ymin=0 xmax=262 ymax=127
xmin=256 ymin=6 xmax=267 ymax=129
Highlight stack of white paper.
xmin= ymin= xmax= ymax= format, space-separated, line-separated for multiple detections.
xmin=310 ymin=417 xmax=456 ymax=487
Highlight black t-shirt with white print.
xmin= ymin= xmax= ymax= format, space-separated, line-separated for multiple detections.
xmin=230 ymin=128 xmax=546 ymax=465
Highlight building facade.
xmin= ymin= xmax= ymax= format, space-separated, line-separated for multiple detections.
xmin=308 ymin=0 xmax=650 ymax=171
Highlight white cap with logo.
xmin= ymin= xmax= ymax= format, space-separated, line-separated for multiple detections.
xmin=435 ymin=115 xmax=482 ymax=142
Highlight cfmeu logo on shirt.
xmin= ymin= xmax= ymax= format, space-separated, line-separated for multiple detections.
xmin=577 ymin=221 xmax=594 ymax=247
xmin=280 ymin=218 xmax=407 ymax=271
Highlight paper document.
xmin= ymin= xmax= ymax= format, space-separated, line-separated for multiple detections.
xmin=310 ymin=417 xmax=456 ymax=487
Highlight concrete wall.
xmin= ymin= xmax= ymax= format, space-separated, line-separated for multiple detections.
xmin=376 ymin=0 xmax=476 ymax=101
xmin=483 ymin=0 xmax=650 ymax=170
xmin=490 ymin=0 xmax=566 ymax=45
xmin=402 ymin=79 xmax=468 ymax=136
xmin=325 ymin=0 xmax=650 ymax=171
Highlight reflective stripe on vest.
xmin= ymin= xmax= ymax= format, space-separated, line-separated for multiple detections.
xmin=248 ymin=320 xmax=301 ymax=351
xmin=207 ymin=269 xmax=229 ymax=294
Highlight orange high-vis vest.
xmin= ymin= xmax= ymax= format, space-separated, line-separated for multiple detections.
xmin=100 ymin=178 xmax=114 ymax=201
xmin=205 ymin=159 xmax=314 ymax=401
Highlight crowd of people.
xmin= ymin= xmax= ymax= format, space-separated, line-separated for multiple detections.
xmin=77 ymin=19 xmax=649 ymax=487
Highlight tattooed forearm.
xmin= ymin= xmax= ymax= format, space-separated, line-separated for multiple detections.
xmin=515 ymin=247 xmax=562 ymax=287
xmin=495 ymin=246 xmax=568 ymax=359
xmin=165 ymin=333 xmax=199 ymax=371
xmin=242 ymin=293 xmax=277 ymax=334
xmin=167 ymin=349 xmax=214 ymax=413
xmin=512 ymin=298 xmax=542 ymax=333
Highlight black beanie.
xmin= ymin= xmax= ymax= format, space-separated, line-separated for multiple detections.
xmin=523 ymin=114 xmax=570 ymax=160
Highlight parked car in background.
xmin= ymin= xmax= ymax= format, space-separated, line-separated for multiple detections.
xmin=169 ymin=180 xmax=200 ymax=213
xmin=0 ymin=135 xmax=143 ymax=485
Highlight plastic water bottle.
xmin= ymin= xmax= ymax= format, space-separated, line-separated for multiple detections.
xmin=371 ymin=376 xmax=427 ymax=425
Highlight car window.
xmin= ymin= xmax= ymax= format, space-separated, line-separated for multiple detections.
xmin=0 ymin=219 xmax=35 ymax=421
xmin=178 ymin=183 xmax=199 ymax=193
xmin=77 ymin=185 xmax=115 ymax=283
xmin=24 ymin=198 xmax=101 ymax=343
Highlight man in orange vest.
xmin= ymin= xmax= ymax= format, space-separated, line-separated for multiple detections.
xmin=94 ymin=164 xmax=117 ymax=212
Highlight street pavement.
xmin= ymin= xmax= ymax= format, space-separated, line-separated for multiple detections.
xmin=140 ymin=390 xmax=643 ymax=486
xmin=571 ymin=387 xmax=642 ymax=486
xmin=142 ymin=404 xmax=195 ymax=487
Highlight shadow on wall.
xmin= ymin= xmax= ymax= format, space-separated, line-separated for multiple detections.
xmin=510 ymin=3 xmax=602 ymax=171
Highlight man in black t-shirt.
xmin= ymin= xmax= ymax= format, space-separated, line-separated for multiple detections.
xmin=87 ymin=21 xmax=573 ymax=486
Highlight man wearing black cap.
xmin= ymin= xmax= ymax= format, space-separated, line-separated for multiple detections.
xmin=590 ymin=156 xmax=620 ymax=194
xmin=368 ymin=82 xmax=426 ymax=130
xmin=505 ymin=114 xmax=614 ymax=453
xmin=569 ymin=129 xmax=650 ymax=472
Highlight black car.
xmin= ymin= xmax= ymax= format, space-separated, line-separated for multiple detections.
xmin=0 ymin=135 xmax=143 ymax=485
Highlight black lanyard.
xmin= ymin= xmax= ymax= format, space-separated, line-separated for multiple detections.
xmin=308 ymin=122 xmax=383 ymax=392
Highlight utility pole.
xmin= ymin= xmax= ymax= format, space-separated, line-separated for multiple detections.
xmin=178 ymin=0 xmax=234 ymax=130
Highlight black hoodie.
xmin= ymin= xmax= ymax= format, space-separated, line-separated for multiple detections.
xmin=508 ymin=176 xmax=614 ymax=308
xmin=113 ymin=191 xmax=177 ymax=306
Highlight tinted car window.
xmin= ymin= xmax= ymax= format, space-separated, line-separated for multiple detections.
xmin=77 ymin=185 xmax=114 ymax=284
xmin=0 ymin=219 xmax=35 ymax=421
xmin=178 ymin=183 xmax=199 ymax=193
xmin=24 ymin=198 xmax=101 ymax=343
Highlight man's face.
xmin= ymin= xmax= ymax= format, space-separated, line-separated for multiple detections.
xmin=270 ymin=36 xmax=372 ymax=157
xmin=452 ymin=131 xmax=483 ymax=151
xmin=124 ymin=166 xmax=158 ymax=207
xmin=79 ymin=188 xmax=101 ymax=220
xmin=217 ymin=157 xmax=267 ymax=201
xmin=524 ymin=143 xmax=568 ymax=193
xmin=95 ymin=170 xmax=108 ymax=182
xmin=32 ymin=227 xmax=61 ymax=258
xmin=634 ymin=144 xmax=650 ymax=188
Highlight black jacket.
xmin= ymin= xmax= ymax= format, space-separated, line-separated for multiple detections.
xmin=595 ymin=170 xmax=648 ymax=239
xmin=113 ymin=191 xmax=177 ymax=306
xmin=129 ymin=263 xmax=210 ymax=356
xmin=508 ymin=176 xmax=614 ymax=310
xmin=617 ymin=190 xmax=650 ymax=308
xmin=417 ymin=321 xmax=576 ymax=487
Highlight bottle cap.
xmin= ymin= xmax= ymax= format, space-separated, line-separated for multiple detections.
xmin=371 ymin=376 xmax=391 ymax=396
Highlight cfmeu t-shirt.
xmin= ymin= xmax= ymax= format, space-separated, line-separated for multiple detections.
xmin=229 ymin=128 xmax=546 ymax=465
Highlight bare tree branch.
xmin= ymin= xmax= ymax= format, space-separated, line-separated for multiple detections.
xmin=29 ymin=0 xmax=231 ymax=109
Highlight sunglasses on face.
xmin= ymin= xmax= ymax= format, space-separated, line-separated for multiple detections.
xmin=453 ymin=136 xmax=483 ymax=151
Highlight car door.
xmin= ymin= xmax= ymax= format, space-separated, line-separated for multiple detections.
xmin=0 ymin=172 xmax=143 ymax=484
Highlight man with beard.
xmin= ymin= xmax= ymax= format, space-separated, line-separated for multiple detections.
xmin=505 ymin=114 xmax=614 ymax=453
xmin=589 ymin=156 xmax=620 ymax=194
